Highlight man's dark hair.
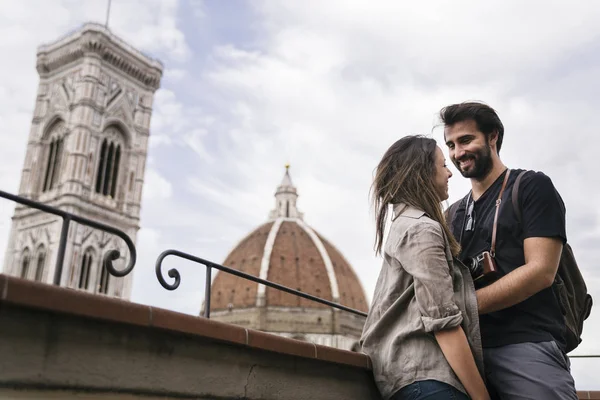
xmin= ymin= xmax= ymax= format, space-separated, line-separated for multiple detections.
xmin=439 ymin=101 xmax=504 ymax=153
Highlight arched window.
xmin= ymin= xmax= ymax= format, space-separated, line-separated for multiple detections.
xmin=35 ymin=247 xmax=46 ymax=282
xmin=79 ymin=249 xmax=93 ymax=290
xmin=103 ymin=142 xmax=114 ymax=195
xmin=95 ymin=127 xmax=123 ymax=198
xmin=42 ymin=136 xmax=64 ymax=192
xmin=98 ymin=260 xmax=110 ymax=295
xmin=95 ymin=140 xmax=107 ymax=193
xmin=20 ymin=248 xmax=31 ymax=279
xmin=41 ymin=120 xmax=65 ymax=193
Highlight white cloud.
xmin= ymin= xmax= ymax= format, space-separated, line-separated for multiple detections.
xmin=149 ymin=135 xmax=173 ymax=148
xmin=143 ymin=169 xmax=173 ymax=200
xmin=189 ymin=0 xmax=206 ymax=20
xmin=131 ymin=226 xmax=206 ymax=315
xmin=104 ymin=0 xmax=191 ymax=62
xmin=164 ymin=68 xmax=188 ymax=82
xmin=150 ymin=89 xmax=187 ymax=134
xmin=183 ymin=129 xmax=215 ymax=163
xmin=2 ymin=0 xmax=600 ymax=389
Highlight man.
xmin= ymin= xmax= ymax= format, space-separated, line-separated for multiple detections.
xmin=440 ymin=101 xmax=577 ymax=399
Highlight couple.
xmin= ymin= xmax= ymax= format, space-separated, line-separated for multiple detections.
xmin=361 ymin=102 xmax=577 ymax=400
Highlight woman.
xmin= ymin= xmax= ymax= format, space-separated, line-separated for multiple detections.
xmin=360 ymin=136 xmax=489 ymax=400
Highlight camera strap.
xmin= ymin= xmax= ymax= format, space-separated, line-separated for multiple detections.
xmin=490 ymin=169 xmax=511 ymax=257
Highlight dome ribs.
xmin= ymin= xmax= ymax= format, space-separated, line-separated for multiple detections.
xmin=210 ymin=222 xmax=273 ymax=311
xmin=265 ymin=221 xmax=332 ymax=308
xmin=209 ymin=220 xmax=367 ymax=314
xmin=317 ymin=235 xmax=369 ymax=313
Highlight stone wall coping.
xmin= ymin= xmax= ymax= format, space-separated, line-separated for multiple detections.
xmin=0 ymin=274 xmax=371 ymax=370
xmin=578 ymin=391 xmax=600 ymax=399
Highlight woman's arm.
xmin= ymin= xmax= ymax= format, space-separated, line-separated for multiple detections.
xmin=434 ymin=326 xmax=490 ymax=400
xmin=395 ymin=222 xmax=488 ymax=398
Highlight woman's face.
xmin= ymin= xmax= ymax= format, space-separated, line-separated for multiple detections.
xmin=434 ymin=146 xmax=453 ymax=201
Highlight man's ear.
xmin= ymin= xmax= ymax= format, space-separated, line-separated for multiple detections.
xmin=489 ymin=130 xmax=499 ymax=148
xmin=442 ymin=127 xmax=449 ymax=147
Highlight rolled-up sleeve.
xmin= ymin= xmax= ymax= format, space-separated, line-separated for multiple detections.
xmin=394 ymin=222 xmax=462 ymax=332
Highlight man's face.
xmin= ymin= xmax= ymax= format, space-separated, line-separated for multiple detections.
xmin=444 ymin=120 xmax=493 ymax=180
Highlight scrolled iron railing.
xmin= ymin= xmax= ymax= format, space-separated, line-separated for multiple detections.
xmin=0 ymin=189 xmax=367 ymax=320
xmin=0 ymin=189 xmax=135 ymax=285
xmin=155 ymin=249 xmax=368 ymax=319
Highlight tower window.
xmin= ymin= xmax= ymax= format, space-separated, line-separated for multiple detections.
xmin=79 ymin=249 xmax=93 ymax=290
xmin=95 ymin=137 xmax=122 ymax=198
xmin=42 ymin=137 xmax=64 ymax=192
xmin=98 ymin=260 xmax=110 ymax=294
xmin=35 ymin=247 xmax=46 ymax=282
xmin=20 ymin=248 xmax=31 ymax=279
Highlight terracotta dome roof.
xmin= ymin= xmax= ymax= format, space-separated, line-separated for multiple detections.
xmin=209 ymin=167 xmax=368 ymax=313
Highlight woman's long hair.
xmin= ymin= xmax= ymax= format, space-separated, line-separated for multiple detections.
xmin=371 ymin=135 xmax=460 ymax=257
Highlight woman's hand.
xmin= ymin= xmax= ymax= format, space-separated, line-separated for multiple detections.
xmin=434 ymin=326 xmax=490 ymax=400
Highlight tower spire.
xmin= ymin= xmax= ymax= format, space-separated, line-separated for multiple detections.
xmin=105 ymin=0 xmax=112 ymax=28
xmin=269 ymin=164 xmax=303 ymax=220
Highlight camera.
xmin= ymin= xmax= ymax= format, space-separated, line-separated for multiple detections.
xmin=468 ymin=251 xmax=501 ymax=288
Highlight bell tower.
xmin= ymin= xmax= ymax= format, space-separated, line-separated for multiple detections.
xmin=2 ymin=23 xmax=163 ymax=299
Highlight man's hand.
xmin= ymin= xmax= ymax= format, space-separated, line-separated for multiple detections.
xmin=476 ymin=237 xmax=562 ymax=314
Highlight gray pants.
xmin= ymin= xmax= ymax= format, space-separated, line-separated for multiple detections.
xmin=484 ymin=341 xmax=578 ymax=400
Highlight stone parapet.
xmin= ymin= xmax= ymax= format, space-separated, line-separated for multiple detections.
xmin=1 ymin=274 xmax=597 ymax=400
xmin=0 ymin=274 xmax=378 ymax=399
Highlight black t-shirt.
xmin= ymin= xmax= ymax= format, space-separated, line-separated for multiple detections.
xmin=450 ymin=169 xmax=567 ymax=350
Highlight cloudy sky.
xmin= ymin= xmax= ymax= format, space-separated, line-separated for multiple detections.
xmin=1 ymin=0 xmax=600 ymax=389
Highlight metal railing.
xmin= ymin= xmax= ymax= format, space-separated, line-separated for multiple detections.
xmin=0 ymin=190 xmax=135 ymax=285
xmin=155 ymin=249 xmax=368 ymax=319
xmin=0 ymin=190 xmax=366 ymax=319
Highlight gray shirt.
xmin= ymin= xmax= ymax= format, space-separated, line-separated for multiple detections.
xmin=360 ymin=204 xmax=484 ymax=399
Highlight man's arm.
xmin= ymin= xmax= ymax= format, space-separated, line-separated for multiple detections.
xmin=476 ymin=236 xmax=562 ymax=315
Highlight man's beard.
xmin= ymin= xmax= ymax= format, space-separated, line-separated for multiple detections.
xmin=453 ymin=144 xmax=493 ymax=180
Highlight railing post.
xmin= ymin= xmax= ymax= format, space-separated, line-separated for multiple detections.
xmin=53 ymin=215 xmax=71 ymax=286
xmin=204 ymin=266 xmax=212 ymax=318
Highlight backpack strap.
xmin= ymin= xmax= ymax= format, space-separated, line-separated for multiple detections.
xmin=511 ymin=170 xmax=529 ymax=224
xmin=490 ymin=169 xmax=512 ymax=257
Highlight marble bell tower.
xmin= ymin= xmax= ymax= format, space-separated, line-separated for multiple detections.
xmin=2 ymin=23 xmax=163 ymax=299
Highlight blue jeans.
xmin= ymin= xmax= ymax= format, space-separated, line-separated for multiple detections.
xmin=391 ymin=380 xmax=469 ymax=400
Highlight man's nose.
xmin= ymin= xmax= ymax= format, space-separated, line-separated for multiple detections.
xmin=454 ymin=145 xmax=466 ymax=160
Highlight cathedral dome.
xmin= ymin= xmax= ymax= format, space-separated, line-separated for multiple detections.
xmin=209 ymin=167 xmax=368 ymax=314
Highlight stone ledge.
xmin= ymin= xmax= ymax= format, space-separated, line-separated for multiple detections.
xmin=578 ymin=391 xmax=600 ymax=399
xmin=0 ymin=274 xmax=370 ymax=370
xmin=4 ymin=274 xmax=597 ymax=399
